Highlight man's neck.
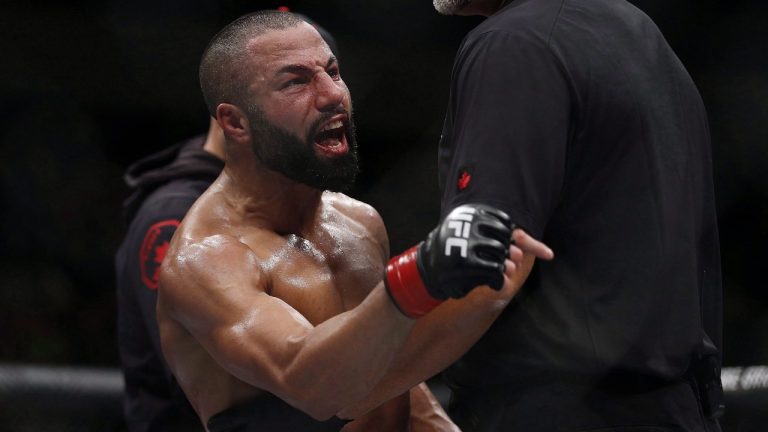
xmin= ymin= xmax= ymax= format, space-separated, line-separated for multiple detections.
xmin=218 ymin=162 xmax=323 ymax=235
xmin=203 ymin=118 xmax=226 ymax=161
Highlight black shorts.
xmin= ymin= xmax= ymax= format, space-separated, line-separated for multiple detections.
xmin=207 ymin=394 xmax=349 ymax=432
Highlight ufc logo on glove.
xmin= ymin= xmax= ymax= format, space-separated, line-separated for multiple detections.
xmin=445 ymin=207 xmax=476 ymax=258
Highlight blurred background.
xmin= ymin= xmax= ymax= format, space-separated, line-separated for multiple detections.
xmin=0 ymin=0 xmax=766 ymax=430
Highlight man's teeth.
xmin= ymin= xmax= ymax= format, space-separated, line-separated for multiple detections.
xmin=320 ymin=120 xmax=343 ymax=132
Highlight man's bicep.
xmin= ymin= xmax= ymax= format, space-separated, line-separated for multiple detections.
xmin=160 ymin=239 xmax=313 ymax=389
xmin=199 ymin=293 xmax=315 ymax=391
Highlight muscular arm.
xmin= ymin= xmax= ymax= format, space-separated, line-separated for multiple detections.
xmin=159 ymin=234 xmax=415 ymax=421
xmin=340 ymin=203 xmax=459 ymax=430
xmin=339 ymin=252 xmax=537 ymax=419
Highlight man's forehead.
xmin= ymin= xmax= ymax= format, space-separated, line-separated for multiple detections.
xmin=245 ymin=23 xmax=331 ymax=66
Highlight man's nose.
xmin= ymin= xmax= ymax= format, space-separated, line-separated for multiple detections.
xmin=314 ymin=73 xmax=346 ymax=111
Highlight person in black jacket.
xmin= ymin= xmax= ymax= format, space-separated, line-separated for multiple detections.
xmin=115 ymin=118 xmax=224 ymax=432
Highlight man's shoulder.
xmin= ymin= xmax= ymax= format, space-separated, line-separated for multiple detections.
xmin=161 ymin=232 xmax=267 ymax=294
xmin=322 ymin=192 xmax=388 ymax=255
xmin=472 ymin=0 xmax=648 ymax=45
xmin=168 ymin=233 xmax=247 ymax=266
xmin=323 ymin=192 xmax=383 ymax=227
xmin=473 ymin=0 xmax=564 ymax=39
xmin=457 ymin=1 xmax=562 ymax=62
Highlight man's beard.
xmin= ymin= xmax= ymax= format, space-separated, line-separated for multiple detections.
xmin=433 ymin=0 xmax=472 ymax=15
xmin=246 ymin=106 xmax=359 ymax=193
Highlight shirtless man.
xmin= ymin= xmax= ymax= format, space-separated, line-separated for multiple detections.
xmin=157 ymin=11 xmax=552 ymax=431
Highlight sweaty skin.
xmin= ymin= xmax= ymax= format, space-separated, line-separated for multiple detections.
xmin=158 ymin=185 xmax=415 ymax=427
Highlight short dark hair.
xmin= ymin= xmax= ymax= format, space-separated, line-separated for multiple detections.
xmin=199 ymin=10 xmax=308 ymax=117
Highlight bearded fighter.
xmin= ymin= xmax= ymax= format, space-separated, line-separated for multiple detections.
xmin=157 ymin=10 xmax=553 ymax=432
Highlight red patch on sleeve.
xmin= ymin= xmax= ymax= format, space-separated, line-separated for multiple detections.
xmin=457 ymin=170 xmax=472 ymax=191
xmin=139 ymin=219 xmax=180 ymax=290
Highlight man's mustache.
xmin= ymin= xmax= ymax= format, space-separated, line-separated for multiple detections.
xmin=306 ymin=107 xmax=350 ymax=142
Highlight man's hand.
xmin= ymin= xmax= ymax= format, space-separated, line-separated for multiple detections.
xmin=408 ymin=383 xmax=460 ymax=432
xmin=384 ymin=203 xmax=517 ymax=318
xmin=420 ymin=204 xmax=513 ymax=298
xmin=504 ymin=228 xmax=554 ymax=274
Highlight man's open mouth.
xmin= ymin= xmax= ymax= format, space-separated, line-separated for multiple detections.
xmin=314 ymin=118 xmax=349 ymax=156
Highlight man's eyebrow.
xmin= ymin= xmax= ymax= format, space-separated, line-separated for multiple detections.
xmin=276 ymin=57 xmax=338 ymax=76
xmin=276 ymin=64 xmax=311 ymax=76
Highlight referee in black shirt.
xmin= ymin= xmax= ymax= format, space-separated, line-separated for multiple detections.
xmin=432 ymin=0 xmax=723 ymax=430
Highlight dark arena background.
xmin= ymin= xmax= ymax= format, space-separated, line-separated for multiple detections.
xmin=1 ymin=0 xmax=767 ymax=430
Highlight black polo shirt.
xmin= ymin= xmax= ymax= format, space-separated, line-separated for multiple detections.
xmin=438 ymin=0 xmax=722 ymax=387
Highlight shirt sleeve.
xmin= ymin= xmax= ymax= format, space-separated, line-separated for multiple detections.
xmin=439 ymin=29 xmax=571 ymax=238
xmin=118 ymin=193 xmax=196 ymax=382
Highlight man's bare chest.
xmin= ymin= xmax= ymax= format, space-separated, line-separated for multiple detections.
xmin=242 ymin=231 xmax=385 ymax=325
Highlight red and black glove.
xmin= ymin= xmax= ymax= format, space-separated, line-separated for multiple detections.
xmin=384 ymin=204 xmax=514 ymax=318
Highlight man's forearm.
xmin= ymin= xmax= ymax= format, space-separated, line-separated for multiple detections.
xmin=339 ymin=255 xmax=535 ymax=418
xmin=279 ymin=285 xmax=415 ymax=419
xmin=338 ymin=289 xmax=511 ymax=418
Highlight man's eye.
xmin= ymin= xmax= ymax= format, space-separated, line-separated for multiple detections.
xmin=328 ymin=68 xmax=341 ymax=80
xmin=284 ymin=78 xmax=308 ymax=87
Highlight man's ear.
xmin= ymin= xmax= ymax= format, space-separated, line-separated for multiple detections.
xmin=215 ymin=103 xmax=250 ymax=143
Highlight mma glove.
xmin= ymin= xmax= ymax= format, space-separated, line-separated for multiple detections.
xmin=384 ymin=204 xmax=515 ymax=318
